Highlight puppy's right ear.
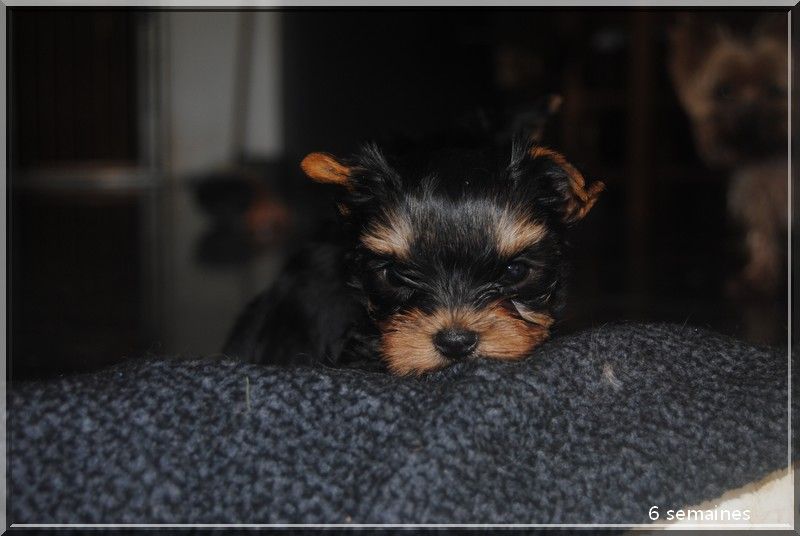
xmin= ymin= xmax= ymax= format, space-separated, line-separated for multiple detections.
xmin=300 ymin=152 xmax=352 ymax=188
xmin=527 ymin=146 xmax=604 ymax=224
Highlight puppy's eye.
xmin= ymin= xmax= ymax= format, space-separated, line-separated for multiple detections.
xmin=382 ymin=265 xmax=407 ymax=288
xmin=503 ymin=261 xmax=530 ymax=285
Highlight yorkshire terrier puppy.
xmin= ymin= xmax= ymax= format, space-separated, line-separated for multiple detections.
xmin=668 ymin=13 xmax=788 ymax=295
xmin=224 ymin=127 xmax=603 ymax=375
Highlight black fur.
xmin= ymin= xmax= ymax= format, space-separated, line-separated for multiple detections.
xmin=224 ymin=123 xmax=599 ymax=373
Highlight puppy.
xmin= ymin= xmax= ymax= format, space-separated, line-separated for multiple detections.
xmin=668 ymin=12 xmax=788 ymax=295
xmin=224 ymin=131 xmax=603 ymax=375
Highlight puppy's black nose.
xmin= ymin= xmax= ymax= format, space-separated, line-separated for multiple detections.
xmin=433 ymin=328 xmax=478 ymax=359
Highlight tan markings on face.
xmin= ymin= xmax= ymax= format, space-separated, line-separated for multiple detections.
xmin=473 ymin=305 xmax=552 ymax=361
xmin=381 ymin=309 xmax=448 ymax=376
xmin=380 ymin=304 xmax=554 ymax=376
xmin=495 ymin=211 xmax=548 ymax=257
xmin=360 ymin=210 xmax=413 ymax=260
xmin=530 ymin=146 xmax=604 ymax=222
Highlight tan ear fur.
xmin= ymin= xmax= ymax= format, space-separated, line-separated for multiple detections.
xmin=530 ymin=146 xmax=605 ymax=223
xmin=300 ymin=152 xmax=351 ymax=187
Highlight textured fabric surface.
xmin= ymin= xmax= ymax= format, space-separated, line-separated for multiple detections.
xmin=8 ymin=323 xmax=790 ymax=524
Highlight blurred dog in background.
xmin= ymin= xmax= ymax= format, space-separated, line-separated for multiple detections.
xmin=668 ymin=13 xmax=788 ymax=297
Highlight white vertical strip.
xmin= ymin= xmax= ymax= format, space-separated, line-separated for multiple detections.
xmin=246 ymin=12 xmax=283 ymax=157
xmin=165 ymin=11 xmax=283 ymax=175
xmin=167 ymin=11 xmax=238 ymax=175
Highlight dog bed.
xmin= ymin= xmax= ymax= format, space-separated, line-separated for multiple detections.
xmin=8 ymin=323 xmax=792 ymax=525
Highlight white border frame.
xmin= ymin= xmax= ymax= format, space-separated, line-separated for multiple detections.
xmin=2 ymin=3 xmax=794 ymax=532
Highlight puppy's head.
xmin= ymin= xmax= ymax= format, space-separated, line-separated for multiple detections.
xmin=668 ymin=13 xmax=787 ymax=167
xmin=301 ymin=142 xmax=603 ymax=375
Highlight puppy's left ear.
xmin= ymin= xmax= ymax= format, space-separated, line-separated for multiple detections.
xmin=300 ymin=152 xmax=352 ymax=188
xmin=527 ymin=146 xmax=605 ymax=224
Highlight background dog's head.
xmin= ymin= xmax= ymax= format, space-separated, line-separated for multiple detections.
xmin=300 ymin=140 xmax=603 ymax=375
xmin=668 ymin=13 xmax=787 ymax=167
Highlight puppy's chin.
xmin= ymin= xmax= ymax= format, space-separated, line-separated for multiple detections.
xmin=379 ymin=304 xmax=553 ymax=376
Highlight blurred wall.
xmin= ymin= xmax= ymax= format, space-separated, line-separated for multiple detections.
xmin=161 ymin=12 xmax=285 ymax=356
xmin=166 ymin=11 xmax=283 ymax=175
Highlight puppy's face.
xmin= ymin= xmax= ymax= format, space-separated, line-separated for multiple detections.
xmin=301 ymin=144 xmax=603 ymax=375
xmin=669 ymin=14 xmax=787 ymax=166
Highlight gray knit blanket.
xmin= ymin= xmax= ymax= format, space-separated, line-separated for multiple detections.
xmin=8 ymin=323 xmax=789 ymax=524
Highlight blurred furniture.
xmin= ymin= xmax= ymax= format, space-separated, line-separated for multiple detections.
xmin=10 ymin=10 xmax=163 ymax=379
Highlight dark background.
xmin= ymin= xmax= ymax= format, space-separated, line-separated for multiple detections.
xmin=8 ymin=9 xmax=791 ymax=380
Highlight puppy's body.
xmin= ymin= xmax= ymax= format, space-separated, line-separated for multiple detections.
xmin=224 ymin=241 xmax=372 ymax=367
xmin=225 ymin=128 xmax=602 ymax=375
